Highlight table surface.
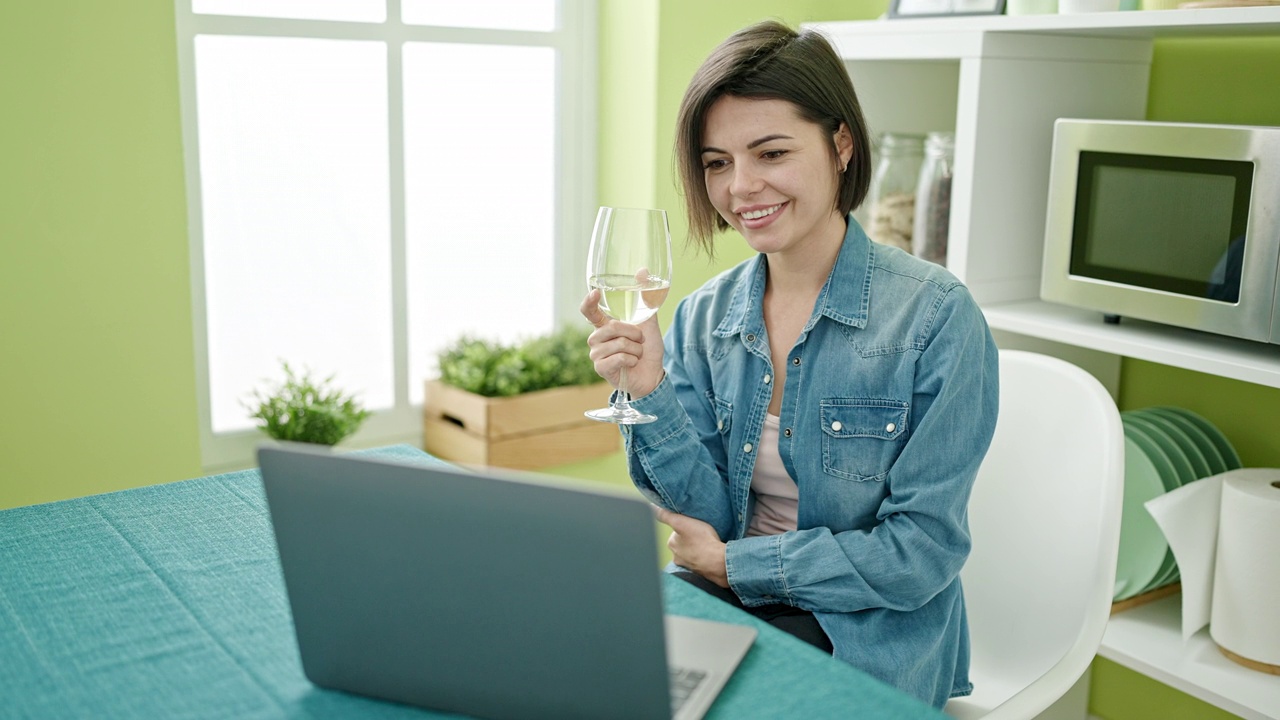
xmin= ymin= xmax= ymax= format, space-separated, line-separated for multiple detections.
xmin=0 ymin=445 xmax=944 ymax=719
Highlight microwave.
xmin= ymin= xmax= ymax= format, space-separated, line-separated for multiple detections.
xmin=1040 ymin=119 xmax=1280 ymax=344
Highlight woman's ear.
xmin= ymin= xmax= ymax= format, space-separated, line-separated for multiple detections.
xmin=834 ymin=123 xmax=854 ymax=171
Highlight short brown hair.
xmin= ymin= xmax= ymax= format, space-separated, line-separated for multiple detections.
xmin=675 ymin=20 xmax=871 ymax=256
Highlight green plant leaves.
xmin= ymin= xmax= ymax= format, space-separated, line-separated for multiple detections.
xmin=244 ymin=361 xmax=372 ymax=445
xmin=437 ymin=326 xmax=597 ymax=397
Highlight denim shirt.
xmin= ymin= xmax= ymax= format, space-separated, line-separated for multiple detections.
xmin=622 ymin=219 xmax=999 ymax=708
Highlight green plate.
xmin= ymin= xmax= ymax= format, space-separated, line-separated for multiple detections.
xmin=1123 ymin=417 xmax=1182 ymax=591
xmin=1114 ymin=433 xmax=1170 ymax=601
xmin=1124 ymin=415 xmax=1189 ymax=490
xmin=1120 ymin=421 xmax=1180 ymax=595
xmin=1135 ymin=411 xmax=1212 ymax=480
xmin=1158 ymin=406 xmax=1242 ymax=470
xmin=1145 ymin=407 xmax=1228 ymax=476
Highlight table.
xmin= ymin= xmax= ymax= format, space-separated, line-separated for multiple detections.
xmin=0 ymin=445 xmax=944 ymax=719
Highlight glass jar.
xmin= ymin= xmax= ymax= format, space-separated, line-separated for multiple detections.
xmin=866 ymin=133 xmax=924 ymax=253
xmin=912 ymin=132 xmax=955 ymax=267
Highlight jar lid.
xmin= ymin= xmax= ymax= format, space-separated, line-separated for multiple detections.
xmin=925 ymin=131 xmax=955 ymax=151
xmin=879 ymin=132 xmax=925 ymax=149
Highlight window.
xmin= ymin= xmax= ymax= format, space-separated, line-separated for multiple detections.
xmin=175 ymin=0 xmax=596 ymax=470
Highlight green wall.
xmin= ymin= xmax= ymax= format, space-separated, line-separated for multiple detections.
xmin=0 ymin=2 xmax=203 ymax=510
xmin=597 ymin=0 xmax=660 ymax=210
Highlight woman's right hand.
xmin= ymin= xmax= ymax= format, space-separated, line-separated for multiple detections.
xmin=580 ymin=289 xmax=666 ymax=399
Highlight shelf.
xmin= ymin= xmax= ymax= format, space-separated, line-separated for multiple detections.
xmin=983 ymin=300 xmax=1280 ymax=389
xmin=817 ymin=7 xmax=1280 ymax=60
xmin=1101 ymin=593 xmax=1280 ymax=720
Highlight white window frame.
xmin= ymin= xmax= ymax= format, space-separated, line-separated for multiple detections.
xmin=174 ymin=0 xmax=597 ymax=473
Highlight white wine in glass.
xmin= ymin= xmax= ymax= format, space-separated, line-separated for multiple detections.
xmin=585 ymin=207 xmax=673 ymax=424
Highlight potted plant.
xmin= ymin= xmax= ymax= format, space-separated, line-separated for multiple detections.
xmin=423 ymin=326 xmax=618 ymax=469
xmin=246 ymin=361 xmax=372 ymax=446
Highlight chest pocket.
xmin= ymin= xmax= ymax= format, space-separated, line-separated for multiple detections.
xmin=820 ymin=398 xmax=909 ymax=482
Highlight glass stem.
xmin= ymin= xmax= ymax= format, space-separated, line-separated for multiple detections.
xmin=616 ymin=366 xmax=632 ymax=410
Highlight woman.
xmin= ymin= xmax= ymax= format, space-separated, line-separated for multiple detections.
xmin=580 ymin=20 xmax=998 ymax=709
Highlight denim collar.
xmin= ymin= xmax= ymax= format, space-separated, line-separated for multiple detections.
xmin=712 ymin=216 xmax=872 ymax=340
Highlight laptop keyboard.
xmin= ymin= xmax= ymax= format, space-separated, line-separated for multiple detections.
xmin=669 ymin=666 xmax=707 ymax=714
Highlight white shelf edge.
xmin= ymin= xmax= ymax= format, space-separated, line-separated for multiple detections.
xmin=1101 ymin=594 xmax=1280 ymax=720
xmin=812 ymin=6 xmax=1280 ymax=42
xmin=982 ymin=300 xmax=1280 ymax=389
xmin=814 ymin=8 xmax=1280 ymax=60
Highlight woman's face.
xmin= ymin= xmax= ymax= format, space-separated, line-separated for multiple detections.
xmin=700 ymin=96 xmax=852 ymax=258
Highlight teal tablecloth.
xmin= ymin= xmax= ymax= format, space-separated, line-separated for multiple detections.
xmin=0 ymin=445 xmax=943 ymax=719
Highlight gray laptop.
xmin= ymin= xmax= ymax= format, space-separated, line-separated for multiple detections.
xmin=258 ymin=444 xmax=756 ymax=720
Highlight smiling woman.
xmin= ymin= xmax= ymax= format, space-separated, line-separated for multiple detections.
xmin=581 ymin=20 xmax=1000 ymax=710
xmin=698 ymin=96 xmax=851 ymax=260
xmin=675 ymin=23 xmax=872 ymax=258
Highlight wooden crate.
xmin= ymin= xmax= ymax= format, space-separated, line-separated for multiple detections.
xmin=423 ymin=380 xmax=620 ymax=470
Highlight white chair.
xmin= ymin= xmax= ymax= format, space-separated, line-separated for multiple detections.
xmin=945 ymin=350 xmax=1125 ymax=720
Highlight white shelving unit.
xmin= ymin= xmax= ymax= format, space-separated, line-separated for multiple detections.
xmin=811 ymin=8 xmax=1280 ymax=719
xmin=1100 ymin=595 xmax=1280 ymax=720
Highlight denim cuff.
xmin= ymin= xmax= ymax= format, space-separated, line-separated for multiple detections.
xmin=725 ymin=534 xmax=792 ymax=607
xmin=619 ymin=374 xmax=689 ymax=451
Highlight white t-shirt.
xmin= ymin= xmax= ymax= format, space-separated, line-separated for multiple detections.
xmin=745 ymin=413 xmax=799 ymax=537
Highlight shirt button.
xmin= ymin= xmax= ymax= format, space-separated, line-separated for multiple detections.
xmin=717 ymin=419 xmax=724 ymax=431
xmin=886 ymin=422 xmax=896 ymax=433
xmin=746 ymin=333 xmax=756 ymax=342
xmin=743 ymin=443 xmax=753 ymax=453
xmin=831 ymin=421 xmax=843 ymax=432
xmin=783 ymin=428 xmax=792 ymax=438
xmin=792 ymin=357 xmax=801 ymax=366
xmin=763 ymin=374 xmax=771 ymax=384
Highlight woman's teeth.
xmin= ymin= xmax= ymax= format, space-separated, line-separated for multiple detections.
xmin=742 ymin=204 xmax=781 ymax=220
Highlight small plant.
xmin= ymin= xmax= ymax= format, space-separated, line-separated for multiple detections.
xmin=245 ymin=361 xmax=372 ymax=445
xmin=437 ymin=326 xmax=598 ymax=397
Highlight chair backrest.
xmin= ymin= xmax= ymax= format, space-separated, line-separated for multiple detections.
xmin=946 ymin=350 xmax=1125 ymax=720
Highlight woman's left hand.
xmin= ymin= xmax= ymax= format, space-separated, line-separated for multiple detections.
xmin=654 ymin=507 xmax=729 ymax=588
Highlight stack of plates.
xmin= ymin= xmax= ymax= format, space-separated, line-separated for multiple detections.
xmin=1114 ymin=406 xmax=1241 ymax=601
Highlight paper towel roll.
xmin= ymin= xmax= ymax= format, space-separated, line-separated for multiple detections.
xmin=1145 ymin=476 xmax=1222 ymax=641
xmin=1209 ymin=471 xmax=1280 ymax=669
xmin=1146 ymin=468 xmax=1280 ymax=672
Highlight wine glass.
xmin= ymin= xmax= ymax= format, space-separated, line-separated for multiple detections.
xmin=584 ymin=207 xmax=673 ymax=424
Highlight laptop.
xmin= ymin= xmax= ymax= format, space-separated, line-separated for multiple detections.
xmin=258 ymin=444 xmax=756 ymax=720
